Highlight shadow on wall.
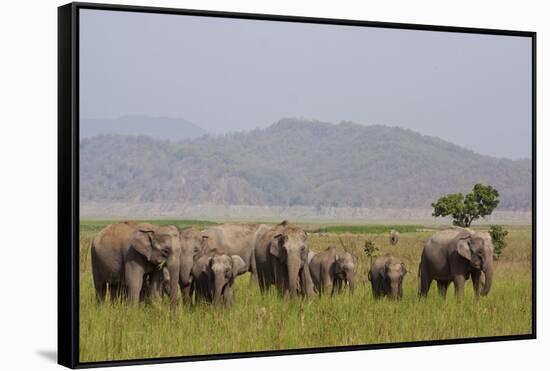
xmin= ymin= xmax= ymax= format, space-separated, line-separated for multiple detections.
xmin=36 ymin=350 xmax=57 ymax=363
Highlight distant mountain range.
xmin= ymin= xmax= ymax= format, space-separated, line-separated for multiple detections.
xmin=80 ymin=115 xmax=208 ymax=141
xmin=80 ymin=119 xmax=532 ymax=216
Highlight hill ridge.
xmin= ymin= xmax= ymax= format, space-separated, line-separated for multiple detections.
xmin=80 ymin=118 xmax=531 ymax=212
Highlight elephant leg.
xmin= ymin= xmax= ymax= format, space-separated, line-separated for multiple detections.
xmin=148 ymin=270 xmax=163 ymax=302
xmin=94 ymin=281 xmax=107 ymax=303
xmin=331 ymin=279 xmax=342 ymax=296
xmin=126 ymin=266 xmax=145 ymax=304
xmin=180 ymin=281 xmax=192 ymax=305
xmin=249 ymin=253 xmax=258 ymax=285
xmin=370 ymin=281 xmax=380 ymax=299
xmin=127 ymin=277 xmax=143 ymax=303
xmin=471 ymin=270 xmax=482 ymax=297
xmin=322 ymin=271 xmax=333 ymax=296
xmin=275 ymin=264 xmax=288 ymax=297
xmin=453 ymin=275 xmax=466 ymax=297
xmin=436 ymin=280 xmax=450 ymax=298
xmin=419 ymin=275 xmax=432 ymax=298
xmin=109 ymin=282 xmax=123 ymax=303
xmin=224 ymin=285 xmax=234 ymax=307
xmin=336 ymin=279 xmax=344 ymax=294
xmin=257 ymin=273 xmax=267 ymax=294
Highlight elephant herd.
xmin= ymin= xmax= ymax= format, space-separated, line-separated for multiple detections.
xmin=90 ymin=220 xmax=496 ymax=308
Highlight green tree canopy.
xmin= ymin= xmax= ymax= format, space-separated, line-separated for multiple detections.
xmin=432 ymin=184 xmax=500 ymax=227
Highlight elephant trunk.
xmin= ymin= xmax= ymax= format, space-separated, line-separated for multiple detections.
xmin=480 ymin=259 xmax=494 ymax=296
xmin=300 ymin=261 xmax=315 ymax=298
xmin=287 ymin=257 xmax=300 ymax=299
xmin=212 ymin=273 xmax=225 ymax=306
xmin=168 ymin=261 xmax=180 ymax=308
xmin=179 ymin=257 xmax=193 ymax=303
xmin=389 ymin=281 xmax=400 ymax=298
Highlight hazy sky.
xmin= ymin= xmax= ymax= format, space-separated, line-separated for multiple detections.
xmin=80 ymin=9 xmax=532 ymax=159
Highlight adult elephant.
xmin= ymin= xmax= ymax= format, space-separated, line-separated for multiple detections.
xmin=178 ymin=224 xmax=262 ymax=304
xmin=418 ymin=227 xmax=494 ymax=298
xmin=91 ymin=222 xmax=181 ymax=306
xmin=201 ymin=223 xmax=264 ymax=280
xmin=178 ymin=227 xmax=205 ymax=304
xmin=254 ymin=221 xmax=315 ymax=298
xmin=309 ymin=246 xmax=356 ymax=295
xmin=190 ymin=250 xmax=247 ymax=306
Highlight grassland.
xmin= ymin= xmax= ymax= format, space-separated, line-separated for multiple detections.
xmin=78 ymin=221 xmax=532 ymax=363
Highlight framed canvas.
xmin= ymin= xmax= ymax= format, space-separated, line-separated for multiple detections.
xmin=58 ymin=2 xmax=536 ymax=368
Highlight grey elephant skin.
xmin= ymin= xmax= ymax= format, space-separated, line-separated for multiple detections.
xmin=190 ymin=250 xmax=247 ymax=306
xmin=254 ymin=221 xmax=315 ymax=298
xmin=368 ymin=255 xmax=407 ymax=299
xmin=418 ymin=227 xmax=494 ymax=298
xmin=389 ymin=230 xmax=400 ymax=245
xmin=90 ymin=222 xmax=181 ymax=306
xmin=178 ymin=227 xmax=205 ymax=304
xmin=309 ymin=247 xmax=356 ymax=295
xmin=141 ymin=266 xmax=171 ymax=302
xmin=201 ymin=223 xmax=264 ymax=279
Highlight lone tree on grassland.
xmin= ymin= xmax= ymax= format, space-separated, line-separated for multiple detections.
xmin=432 ymin=183 xmax=500 ymax=227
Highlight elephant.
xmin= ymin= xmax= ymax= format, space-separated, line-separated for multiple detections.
xmin=201 ymin=223 xmax=264 ymax=280
xmin=90 ymin=221 xmax=181 ymax=306
xmin=389 ymin=230 xmax=400 ymax=245
xmin=254 ymin=221 xmax=315 ymax=299
xmin=190 ymin=249 xmax=247 ymax=306
xmin=418 ymin=227 xmax=495 ymax=298
xmin=178 ymin=227 xmax=206 ymax=304
xmin=141 ymin=266 xmax=171 ymax=301
xmin=368 ymin=254 xmax=407 ymax=299
xmin=308 ymin=246 xmax=356 ymax=295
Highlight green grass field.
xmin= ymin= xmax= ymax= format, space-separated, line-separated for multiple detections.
xmin=78 ymin=221 xmax=532 ymax=363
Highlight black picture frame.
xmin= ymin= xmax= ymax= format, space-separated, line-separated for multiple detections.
xmin=58 ymin=2 xmax=537 ymax=369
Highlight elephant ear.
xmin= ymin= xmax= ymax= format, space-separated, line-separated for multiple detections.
xmin=456 ymin=238 xmax=472 ymax=261
xmin=231 ymin=255 xmax=247 ymax=277
xmin=269 ymin=234 xmax=287 ymax=257
xmin=132 ymin=227 xmax=155 ymax=261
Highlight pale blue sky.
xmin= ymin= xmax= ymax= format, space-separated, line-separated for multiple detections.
xmin=80 ymin=9 xmax=532 ymax=159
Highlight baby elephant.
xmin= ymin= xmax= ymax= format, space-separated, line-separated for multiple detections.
xmin=368 ymin=255 xmax=407 ymax=299
xmin=309 ymin=246 xmax=356 ymax=295
xmin=142 ymin=266 xmax=171 ymax=301
xmin=191 ymin=250 xmax=247 ymax=306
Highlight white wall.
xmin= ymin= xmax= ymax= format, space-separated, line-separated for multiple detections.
xmin=0 ymin=1 xmax=546 ymax=370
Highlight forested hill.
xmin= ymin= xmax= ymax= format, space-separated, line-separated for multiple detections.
xmin=80 ymin=119 xmax=531 ymax=211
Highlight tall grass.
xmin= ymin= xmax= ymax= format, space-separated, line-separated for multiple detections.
xmin=78 ymin=222 xmax=532 ymax=363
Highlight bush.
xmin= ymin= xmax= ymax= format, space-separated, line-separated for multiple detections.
xmin=489 ymin=225 xmax=509 ymax=259
xmin=363 ymin=238 xmax=379 ymax=258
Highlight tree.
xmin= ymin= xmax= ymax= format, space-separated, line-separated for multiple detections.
xmin=489 ymin=225 xmax=508 ymax=259
xmin=432 ymin=184 xmax=500 ymax=227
